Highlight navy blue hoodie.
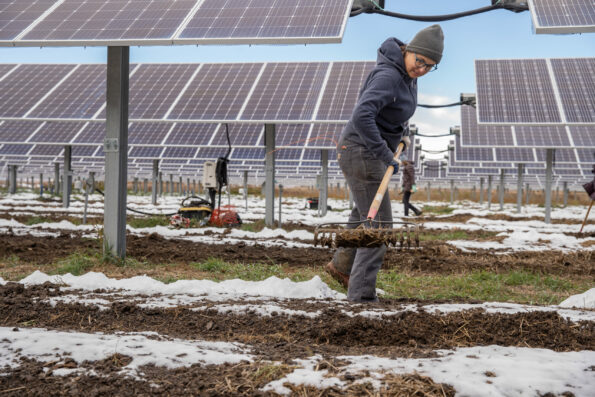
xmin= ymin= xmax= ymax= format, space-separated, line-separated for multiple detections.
xmin=340 ymin=38 xmax=417 ymax=165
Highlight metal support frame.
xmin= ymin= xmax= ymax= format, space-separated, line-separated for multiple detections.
xmin=62 ymin=145 xmax=72 ymax=208
xmin=179 ymin=176 xmax=183 ymax=196
xmin=479 ymin=177 xmax=484 ymax=204
xmin=39 ymin=173 xmax=44 ymax=196
xmin=143 ymin=178 xmax=148 ymax=194
xmin=104 ymin=46 xmax=129 ymax=259
xmin=158 ymin=172 xmax=163 ymax=197
xmin=320 ymin=149 xmax=329 ymax=217
xmin=152 ymin=159 xmax=159 ymax=205
xmin=450 ymin=179 xmax=454 ymax=204
xmin=427 ymin=181 xmax=431 ymax=202
xmin=169 ymin=174 xmax=173 ymax=195
xmin=544 ymin=148 xmax=553 ymax=224
xmin=499 ymin=169 xmax=505 ymax=210
xmin=264 ymin=124 xmax=275 ymax=227
xmin=243 ymin=170 xmax=248 ymax=211
xmin=133 ymin=177 xmax=138 ymax=194
xmin=278 ymin=184 xmax=283 ymax=227
xmin=54 ymin=162 xmax=60 ymax=195
xmin=487 ymin=175 xmax=493 ymax=209
xmin=563 ymin=181 xmax=568 ymax=207
xmin=526 ymin=183 xmax=530 ymax=206
xmin=8 ymin=165 xmax=17 ymax=194
xmin=516 ymin=164 xmax=524 ymax=213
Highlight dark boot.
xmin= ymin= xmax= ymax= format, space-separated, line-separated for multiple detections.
xmin=324 ymin=261 xmax=350 ymax=288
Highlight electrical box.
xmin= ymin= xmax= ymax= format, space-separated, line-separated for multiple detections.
xmin=203 ymin=161 xmax=217 ymax=188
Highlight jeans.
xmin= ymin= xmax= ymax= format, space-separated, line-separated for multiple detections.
xmin=402 ymin=190 xmax=421 ymax=216
xmin=332 ymin=139 xmax=392 ymax=302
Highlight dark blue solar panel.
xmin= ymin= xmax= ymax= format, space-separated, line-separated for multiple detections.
xmin=0 ymin=144 xmax=32 ymax=155
xmin=164 ymin=123 xmax=217 ymax=146
xmin=241 ymin=62 xmax=327 ymax=121
xmin=231 ymin=148 xmax=264 ymax=160
xmin=162 ymin=146 xmax=197 ymax=158
xmin=570 ymin=126 xmax=595 ymax=147
xmin=475 ymin=59 xmax=561 ymax=123
xmin=534 ymin=148 xmax=578 ymax=163
xmin=72 ymin=122 xmax=104 ymax=144
xmin=306 ymin=124 xmax=343 ymax=148
xmin=531 ymin=0 xmax=595 ymax=32
xmin=0 ymin=64 xmax=75 ymax=117
xmin=129 ymin=146 xmax=164 ymax=158
xmin=0 ymin=64 xmax=17 ymax=79
xmin=317 ymin=62 xmax=374 ymax=120
xmin=29 ymin=144 xmax=63 ymax=156
xmin=514 ymin=125 xmax=571 ymax=147
xmin=128 ymin=64 xmax=198 ymax=119
xmin=210 ymin=124 xmax=262 ymax=146
xmin=495 ymin=148 xmax=536 ymax=162
xmin=302 ymin=148 xmax=336 ymax=160
xmin=23 ymin=0 xmax=197 ymax=41
xmin=128 ymin=122 xmax=170 ymax=145
xmin=276 ymin=148 xmax=302 ymax=160
xmin=29 ymin=64 xmax=105 ymax=118
xmin=180 ymin=0 xmax=350 ymax=40
xmin=460 ymin=105 xmax=514 ymax=146
xmin=197 ymin=147 xmax=229 ymax=159
xmin=168 ymin=63 xmax=262 ymax=120
xmin=72 ymin=145 xmax=99 ymax=157
xmin=454 ymin=136 xmax=494 ymax=162
xmin=161 ymin=159 xmax=187 ymax=165
xmin=0 ymin=0 xmax=56 ymax=40
xmin=276 ymin=124 xmax=311 ymax=147
xmin=29 ymin=121 xmax=86 ymax=143
xmin=0 ymin=120 xmax=44 ymax=142
xmin=551 ymin=58 xmax=595 ymax=123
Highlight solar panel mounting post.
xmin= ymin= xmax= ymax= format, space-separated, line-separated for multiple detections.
xmin=62 ymin=145 xmax=72 ymax=208
xmin=8 ymin=165 xmax=16 ymax=194
xmin=54 ymin=162 xmax=60 ymax=196
xmin=487 ymin=175 xmax=493 ymax=209
xmin=517 ymin=164 xmax=524 ymax=213
xmin=563 ymin=181 xmax=568 ymax=207
xmin=479 ymin=177 xmax=485 ymax=204
xmin=264 ymin=124 xmax=275 ymax=227
xmin=104 ymin=46 xmax=129 ymax=259
xmin=320 ymin=149 xmax=329 ymax=217
xmin=544 ymin=148 xmax=553 ymax=224
xmin=152 ymin=160 xmax=159 ymax=205
xmin=499 ymin=169 xmax=505 ymax=211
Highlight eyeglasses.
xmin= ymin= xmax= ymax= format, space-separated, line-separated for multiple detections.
xmin=414 ymin=53 xmax=438 ymax=72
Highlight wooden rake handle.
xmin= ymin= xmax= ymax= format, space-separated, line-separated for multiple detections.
xmin=579 ymin=200 xmax=594 ymax=234
xmin=367 ymin=136 xmax=411 ymax=221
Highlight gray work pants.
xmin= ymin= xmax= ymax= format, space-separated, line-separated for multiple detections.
xmin=333 ymin=140 xmax=392 ymax=302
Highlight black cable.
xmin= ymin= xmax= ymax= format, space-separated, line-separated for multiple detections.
xmin=353 ymin=3 xmax=528 ymax=22
xmin=416 ymin=133 xmax=455 ymax=138
xmin=422 ymin=149 xmax=449 ymax=154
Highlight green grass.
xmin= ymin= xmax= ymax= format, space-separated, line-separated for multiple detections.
xmin=52 ymin=252 xmax=97 ymax=276
xmin=376 ymin=269 xmax=588 ymax=305
xmin=127 ymin=216 xmax=170 ymax=229
xmin=241 ymin=219 xmax=266 ymax=233
xmin=422 ymin=205 xmax=455 ymax=215
xmin=191 ymin=257 xmax=286 ymax=281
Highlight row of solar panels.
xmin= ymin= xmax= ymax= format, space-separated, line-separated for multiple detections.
xmin=0 ymin=0 xmax=352 ymax=46
xmin=0 ymin=62 xmax=374 ymax=122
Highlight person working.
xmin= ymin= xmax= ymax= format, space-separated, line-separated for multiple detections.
xmin=401 ymin=154 xmax=422 ymax=217
xmin=325 ymin=24 xmax=444 ymax=302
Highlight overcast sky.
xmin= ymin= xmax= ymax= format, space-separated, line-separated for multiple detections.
xmin=2 ymin=1 xmax=594 ymax=157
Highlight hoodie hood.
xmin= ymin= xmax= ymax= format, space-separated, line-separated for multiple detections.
xmin=377 ymin=37 xmax=409 ymax=79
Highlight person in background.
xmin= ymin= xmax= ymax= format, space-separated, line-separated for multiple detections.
xmin=401 ymin=154 xmax=422 ymax=217
xmin=324 ymin=24 xmax=444 ymax=302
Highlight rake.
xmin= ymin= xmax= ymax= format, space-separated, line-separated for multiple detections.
xmin=314 ymin=137 xmax=420 ymax=249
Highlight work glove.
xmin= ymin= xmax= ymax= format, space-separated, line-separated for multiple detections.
xmin=389 ymin=160 xmax=399 ymax=175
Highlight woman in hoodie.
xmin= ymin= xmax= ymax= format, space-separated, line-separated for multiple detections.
xmin=324 ymin=25 xmax=444 ymax=302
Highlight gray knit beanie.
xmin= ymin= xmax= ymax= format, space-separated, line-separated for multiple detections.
xmin=406 ymin=24 xmax=444 ymax=64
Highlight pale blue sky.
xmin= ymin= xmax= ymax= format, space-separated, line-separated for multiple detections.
xmin=1 ymin=1 xmax=594 ymax=154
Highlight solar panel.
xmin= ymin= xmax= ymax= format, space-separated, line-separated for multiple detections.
xmin=28 ymin=64 xmax=106 ymax=118
xmin=275 ymin=148 xmax=302 ymax=160
xmin=570 ymin=127 xmax=595 ymax=147
xmin=168 ymin=63 xmax=262 ymax=120
xmin=276 ymin=124 xmax=311 ymax=147
xmin=162 ymin=146 xmax=198 ymax=159
xmin=128 ymin=122 xmax=170 ymax=145
xmin=550 ymin=58 xmax=595 ymax=123
xmin=0 ymin=120 xmax=44 ymax=143
xmin=529 ymin=0 xmax=595 ymax=34
xmin=178 ymin=0 xmax=351 ymax=43
xmin=164 ymin=123 xmax=218 ymax=146
xmin=306 ymin=124 xmax=344 ymax=148
xmin=128 ymin=146 xmax=164 ymax=158
xmin=241 ymin=62 xmax=327 ymax=120
xmin=0 ymin=0 xmax=57 ymax=40
xmin=476 ymin=59 xmax=561 ymax=124
xmin=72 ymin=122 xmax=105 ymax=144
xmin=0 ymin=64 xmax=75 ymax=117
xmin=534 ymin=148 xmax=579 ymax=163
xmin=28 ymin=121 xmax=85 ymax=143
xmin=0 ymin=64 xmax=18 ymax=80
xmin=72 ymin=145 xmax=99 ymax=157
xmin=514 ymin=125 xmax=571 ymax=147
xmin=231 ymin=148 xmax=264 ymax=160
xmin=209 ymin=124 xmax=262 ymax=147
xmin=302 ymin=148 xmax=336 ymax=160
xmin=317 ymin=62 xmax=374 ymax=120
xmin=29 ymin=144 xmax=63 ymax=156
xmin=454 ymin=135 xmax=494 ymax=162
xmin=0 ymin=144 xmax=32 ymax=155
xmin=460 ymin=104 xmax=514 ymax=146
xmin=494 ymin=148 xmax=536 ymax=162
